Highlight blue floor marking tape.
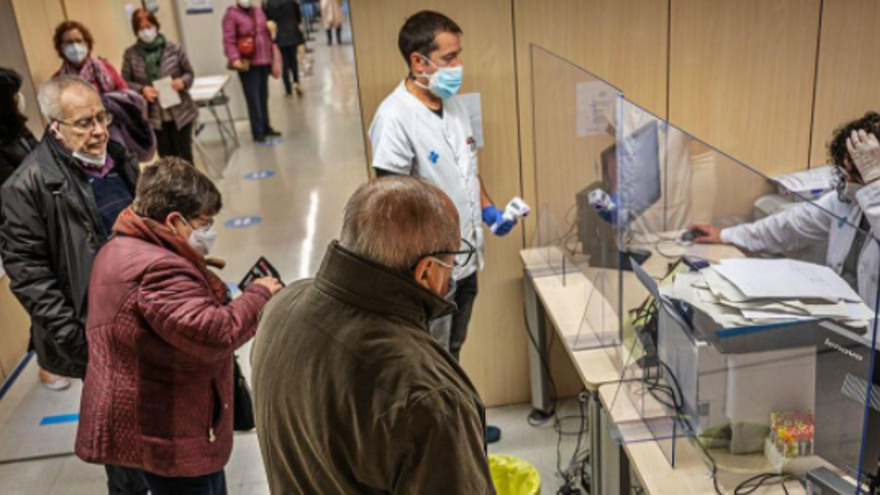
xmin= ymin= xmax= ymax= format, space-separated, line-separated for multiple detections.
xmin=0 ymin=351 xmax=35 ymax=405
xmin=40 ymin=414 xmax=80 ymax=426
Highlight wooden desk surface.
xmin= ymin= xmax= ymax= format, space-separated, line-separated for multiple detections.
xmin=521 ymin=249 xmax=621 ymax=392
xmin=598 ymin=384 xmax=805 ymax=495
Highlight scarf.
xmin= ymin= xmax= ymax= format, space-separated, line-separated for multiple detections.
xmin=113 ymin=207 xmax=229 ymax=303
xmin=58 ymin=57 xmax=116 ymax=94
xmin=137 ymin=34 xmax=166 ymax=83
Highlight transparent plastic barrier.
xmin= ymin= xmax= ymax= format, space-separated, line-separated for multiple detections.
xmin=530 ymin=44 xmax=624 ymax=350
xmin=609 ymin=96 xmax=880 ymax=494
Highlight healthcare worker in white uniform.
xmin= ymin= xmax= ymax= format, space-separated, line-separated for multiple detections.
xmin=369 ymin=11 xmax=519 ymax=443
xmin=692 ymin=112 xmax=880 ymax=309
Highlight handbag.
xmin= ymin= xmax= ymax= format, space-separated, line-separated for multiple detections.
xmin=233 ymin=354 xmax=257 ymax=432
xmin=236 ymin=8 xmax=259 ymax=59
xmin=271 ymin=44 xmax=283 ymax=79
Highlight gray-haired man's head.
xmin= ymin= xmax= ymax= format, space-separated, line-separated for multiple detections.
xmin=39 ymin=75 xmax=109 ymax=158
xmin=340 ymin=177 xmax=460 ymax=296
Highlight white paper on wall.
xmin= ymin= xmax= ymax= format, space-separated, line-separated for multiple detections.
xmin=576 ymin=81 xmax=617 ymax=138
xmin=458 ymin=93 xmax=484 ymax=148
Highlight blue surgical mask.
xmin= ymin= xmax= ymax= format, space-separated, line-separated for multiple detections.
xmin=415 ymin=55 xmax=463 ymax=100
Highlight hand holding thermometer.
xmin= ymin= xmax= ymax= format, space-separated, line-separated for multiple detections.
xmin=491 ymin=197 xmax=531 ymax=234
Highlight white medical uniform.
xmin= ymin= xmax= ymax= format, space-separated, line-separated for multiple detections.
xmin=369 ymin=81 xmax=483 ymax=281
xmin=721 ymin=182 xmax=880 ymax=309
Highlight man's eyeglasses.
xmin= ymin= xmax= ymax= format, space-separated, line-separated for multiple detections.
xmin=415 ymin=238 xmax=477 ymax=270
xmin=54 ymin=112 xmax=113 ymax=133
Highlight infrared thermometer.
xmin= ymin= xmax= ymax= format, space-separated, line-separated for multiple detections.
xmin=492 ymin=197 xmax=531 ymax=233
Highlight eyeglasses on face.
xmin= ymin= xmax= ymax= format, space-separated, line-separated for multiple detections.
xmin=413 ymin=238 xmax=477 ymax=271
xmin=54 ymin=112 xmax=113 ymax=133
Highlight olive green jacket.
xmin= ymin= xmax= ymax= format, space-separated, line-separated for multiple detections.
xmin=251 ymin=242 xmax=494 ymax=494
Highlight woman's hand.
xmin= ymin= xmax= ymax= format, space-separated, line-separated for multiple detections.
xmin=142 ymin=86 xmax=159 ymax=103
xmin=171 ymin=78 xmax=185 ymax=92
xmin=254 ymin=277 xmax=283 ymax=296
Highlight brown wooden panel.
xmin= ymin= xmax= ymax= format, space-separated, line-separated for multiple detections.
xmin=0 ymin=278 xmax=31 ymax=384
xmin=11 ymin=0 xmax=67 ymax=90
xmin=350 ymin=0 xmax=529 ymax=406
xmin=513 ymin=0 xmax=669 ymax=242
xmin=810 ymin=0 xmax=880 ymax=166
xmin=669 ymin=0 xmax=822 ymax=176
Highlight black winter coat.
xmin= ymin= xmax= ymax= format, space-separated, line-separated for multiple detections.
xmin=0 ymin=135 xmax=139 ymax=378
xmin=265 ymin=0 xmax=305 ymax=48
xmin=0 ymin=129 xmax=38 ymax=192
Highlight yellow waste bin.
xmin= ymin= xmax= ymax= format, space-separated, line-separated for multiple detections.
xmin=489 ymin=454 xmax=541 ymax=495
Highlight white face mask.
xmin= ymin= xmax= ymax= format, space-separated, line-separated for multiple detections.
xmin=16 ymin=92 xmax=25 ymax=115
xmin=238 ymin=0 xmax=251 ymax=8
xmin=183 ymin=218 xmax=218 ymax=256
xmin=138 ymin=28 xmax=159 ymax=44
xmin=64 ymin=43 xmax=89 ymax=65
xmin=73 ymin=148 xmax=108 ymax=168
xmin=835 ymin=167 xmax=864 ymax=204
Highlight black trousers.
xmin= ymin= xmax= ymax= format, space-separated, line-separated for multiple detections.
xmin=106 ymin=465 xmax=149 ymax=495
xmin=155 ymin=120 xmax=195 ymax=165
xmin=449 ymin=273 xmax=478 ymax=361
xmin=141 ymin=469 xmax=227 ymax=495
xmin=326 ymin=27 xmax=342 ymax=45
xmin=278 ymin=44 xmax=300 ymax=94
xmin=429 ymin=273 xmax=478 ymax=362
xmin=238 ymin=65 xmax=272 ymax=140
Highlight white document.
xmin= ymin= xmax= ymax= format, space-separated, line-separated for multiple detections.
xmin=740 ymin=310 xmax=817 ymax=322
xmin=457 ymin=93 xmax=484 ymax=148
xmin=154 ymin=77 xmax=181 ymax=110
xmin=715 ymin=259 xmax=861 ymax=303
xmin=701 ymin=267 xmax=750 ymax=303
xmin=575 ymin=81 xmax=617 ymax=138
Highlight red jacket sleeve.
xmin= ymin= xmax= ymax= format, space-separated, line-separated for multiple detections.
xmin=101 ymin=60 xmax=129 ymax=91
xmin=222 ymin=12 xmax=242 ymax=62
xmin=137 ymin=256 xmax=272 ymax=364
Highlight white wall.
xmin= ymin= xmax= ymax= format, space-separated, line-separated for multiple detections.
xmin=173 ymin=0 xmax=249 ymax=122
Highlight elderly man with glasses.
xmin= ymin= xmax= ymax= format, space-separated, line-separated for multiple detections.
xmin=0 ymin=75 xmax=145 ymax=495
xmin=251 ymin=176 xmax=495 ymax=495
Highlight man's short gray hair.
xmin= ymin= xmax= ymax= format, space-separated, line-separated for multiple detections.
xmin=340 ymin=177 xmax=460 ymax=272
xmin=38 ymin=75 xmax=98 ymax=121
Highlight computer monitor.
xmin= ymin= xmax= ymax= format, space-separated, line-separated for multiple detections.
xmin=605 ymin=119 xmax=661 ymax=228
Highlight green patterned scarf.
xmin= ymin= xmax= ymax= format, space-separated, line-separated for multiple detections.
xmin=137 ymin=34 xmax=166 ymax=83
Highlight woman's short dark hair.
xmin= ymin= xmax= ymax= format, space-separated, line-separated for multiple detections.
xmin=131 ymin=8 xmax=161 ymax=35
xmin=828 ymin=112 xmax=880 ymax=174
xmin=134 ymin=158 xmax=223 ymax=223
xmin=398 ymin=11 xmax=462 ymax=68
xmin=53 ymin=21 xmax=95 ymax=60
xmin=0 ymin=67 xmax=27 ymax=144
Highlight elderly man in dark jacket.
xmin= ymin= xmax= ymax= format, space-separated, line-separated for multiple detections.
xmin=0 ymin=75 xmax=146 ymax=495
xmin=252 ymin=177 xmax=495 ymax=495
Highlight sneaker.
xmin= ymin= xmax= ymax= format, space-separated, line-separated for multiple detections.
xmin=486 ymin=425 xmax=502 ymax=444
xmin=39 ymin=369 xmax=71 ymax=391
xmin=255 ymin=136 xmax=275 ymax=146
xmin=294 ymin=83 xmax=303 ymax=96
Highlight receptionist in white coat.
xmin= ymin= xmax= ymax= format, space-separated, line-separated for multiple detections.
xmin=368 ymin=10 xmax=520 ymax=368
xmin=693 ymin=112 xmax=880 ymax=309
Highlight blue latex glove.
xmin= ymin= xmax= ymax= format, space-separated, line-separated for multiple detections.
xmin=482 ymin=205 xmax=516 ymax=237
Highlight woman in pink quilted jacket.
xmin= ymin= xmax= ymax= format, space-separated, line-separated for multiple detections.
xmin=75 ymin=157 xmax=282 ymax=495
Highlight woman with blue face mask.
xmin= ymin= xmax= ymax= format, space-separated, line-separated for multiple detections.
xmin=52 ymin=21 xmax=129 ymax=96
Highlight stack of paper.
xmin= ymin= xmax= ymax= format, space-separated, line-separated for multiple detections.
xmin=660 ymin=258 xmax=874 ymax=329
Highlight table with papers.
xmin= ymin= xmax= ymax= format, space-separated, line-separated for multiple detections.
xmin=662 ymin=258 xmax=874 ymax=330
xmin=188 ymin=75 xmax=239 ymax=177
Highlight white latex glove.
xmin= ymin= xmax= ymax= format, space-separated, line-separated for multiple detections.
xmin=846 ymin=129 xmax=880 ymax=184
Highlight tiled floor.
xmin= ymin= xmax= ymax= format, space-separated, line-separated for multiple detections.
xmin=0 ymin=19 xmax=584 ymax=495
